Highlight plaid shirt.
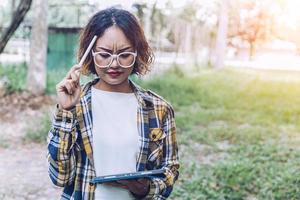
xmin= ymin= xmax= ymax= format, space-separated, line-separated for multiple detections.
xmin=47 ymin=78 xmax=179 ymax=200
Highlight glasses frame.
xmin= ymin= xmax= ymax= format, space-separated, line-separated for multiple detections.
xmin=92 ymin=50 xmax=137 ymax=68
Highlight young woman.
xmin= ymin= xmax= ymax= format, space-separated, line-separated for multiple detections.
xmin=47 ymin=7 xmax=179 ymax=200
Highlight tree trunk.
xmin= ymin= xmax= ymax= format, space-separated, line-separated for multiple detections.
xmin=0 ymin=0 xmax=32 ymax=53
xmin=184 ymin=24 xmax=192 ymax=67
xmin=214 ymin=0 xmax=228 ymax=69
xmin=27 ymin=0 xmax=48 ymax=95
xmin=208 ymin=31 xmax=216 ymax=67
xmin=11 ymin=0 xmax=16 ymax=17
xmin=144 ymin=7 xmax=151 ymax=40
xmin=249 ymin=42 xmax=255 ymax=60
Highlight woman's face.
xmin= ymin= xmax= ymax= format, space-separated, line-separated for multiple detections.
xmin=93 ymin=26 xmax=135 ymax=88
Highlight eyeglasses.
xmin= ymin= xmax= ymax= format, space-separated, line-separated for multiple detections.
xmin=92 ymin=50 xmax=137 ymax=68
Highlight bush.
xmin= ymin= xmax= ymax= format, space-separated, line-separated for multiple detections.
xmin=0 ymin=63 xmax=27 ymax=93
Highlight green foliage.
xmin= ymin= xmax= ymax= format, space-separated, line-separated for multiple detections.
xmin=0 ymin=63 xmax=93 ymax=94
xmin=0 ymin=63 xmax=27 ymax=93
xmin=138 ymin=67 xmax=300 ymax=199
xmin=0 ymin=64 xmax=67 ymax=94
xmin=24 ymin=113 xmax=51 ymax=143
xmin=171 ymin=145 xmax=300 ymax=200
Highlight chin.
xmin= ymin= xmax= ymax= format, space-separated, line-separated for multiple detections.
xmin=104 ymin=77 xmax=128 ymax=86
xmin=107 ymin=81 xmax=124 ymax=85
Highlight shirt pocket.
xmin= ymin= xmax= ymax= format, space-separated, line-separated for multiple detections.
xmin=147 ymin=128 xmax=167 ymax=167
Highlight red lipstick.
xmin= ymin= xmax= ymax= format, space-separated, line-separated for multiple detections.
xmin=107 ymin=71 xmax=122 ymax=78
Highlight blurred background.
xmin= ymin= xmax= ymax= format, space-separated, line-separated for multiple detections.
xmin=0 ymin=0 xmax=300 ymax=199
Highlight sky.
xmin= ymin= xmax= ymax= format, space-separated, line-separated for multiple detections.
xmin=282 ymin=0 xmax=300 ymax=29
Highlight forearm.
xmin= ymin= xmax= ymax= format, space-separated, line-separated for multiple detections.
xmin=47 ymin=106 xmax=78 ymax=187
xmin=47 ymin=146 xmax=76 ymax=187
xmin=144 ymin=106 xmax=180 ymax=199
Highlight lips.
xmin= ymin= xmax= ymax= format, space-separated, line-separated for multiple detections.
xmin=107 ymin=71 xmax=123 ymax=78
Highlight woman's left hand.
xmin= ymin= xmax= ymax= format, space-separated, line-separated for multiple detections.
xmin=105 ymin=178 xmax=150 ymax=197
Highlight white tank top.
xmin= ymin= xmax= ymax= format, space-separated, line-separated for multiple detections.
xmin=91 ymin=86 xmax=139 ymax=200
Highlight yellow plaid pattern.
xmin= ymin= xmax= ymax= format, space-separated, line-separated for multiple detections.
xmin=47 ymin=78 xmax=179 ymax=200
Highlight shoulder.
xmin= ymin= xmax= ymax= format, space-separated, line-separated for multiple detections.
xmin=131 ymin=80 xmax=175 ymax=116
xmin=132 ymin=80 xmax=173 ymax=109
xmin=146 ymin=89 xmax=175 ymax=116
xmin=146 ymin=90 xmax=170 ymax=106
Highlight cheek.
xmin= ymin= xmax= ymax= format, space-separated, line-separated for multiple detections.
xmin=94 ymin=67 xmax=105 ymax=77
xmin=125 ymin=67 xmax=134 ymax=75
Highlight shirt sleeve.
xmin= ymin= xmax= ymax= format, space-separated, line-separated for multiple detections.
xmin=143 ymin=105 xmax=180 ymax=199
xmin=47 ymin=105 xmax=78 ymax=187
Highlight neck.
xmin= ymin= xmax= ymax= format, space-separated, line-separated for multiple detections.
xmin=94 ymin=79 xmax=133 ymax=93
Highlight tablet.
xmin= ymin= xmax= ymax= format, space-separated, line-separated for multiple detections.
xmin=90 ymin=169 xmax=166 ymax=184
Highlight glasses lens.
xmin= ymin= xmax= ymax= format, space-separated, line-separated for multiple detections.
xmin=118 ymin=52 xmax=135 ymax=67
xmin=94 ymin=52 xmax=136 ymax=68
xmin=94 ymin=52 xmax=112 ymax=67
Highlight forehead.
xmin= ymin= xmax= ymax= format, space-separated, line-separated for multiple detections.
xmin=95 ymin=26 xmax=132 ymax=49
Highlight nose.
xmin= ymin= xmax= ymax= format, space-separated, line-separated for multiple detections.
xmin=109 ymin=55 xmax=118 ymax=68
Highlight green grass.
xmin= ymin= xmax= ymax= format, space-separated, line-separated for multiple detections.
xmin=24 ymin=113 xmax=51 ymax=143
xmin=2 ymin=63 xmax=300 ymax=199
xmin=171 ymin=145 xmax=300 ymax=200
xmin=0 ymin=63 xmax=27 ymax=93
xmin=137 ymin=67 xmax=300 ymax=199
xmin=0 ymin=64 xmax=93 ymax=94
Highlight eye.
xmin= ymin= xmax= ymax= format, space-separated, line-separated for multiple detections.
xmin=98 ymin=52 xmax=111 ymax=59
xmin=119 ymin=53 xmax=132 ymax=59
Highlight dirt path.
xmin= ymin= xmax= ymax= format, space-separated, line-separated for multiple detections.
xmin=0 ymin=144 xmax=61 ymax=200
xmin=0 ymin=93 xmax=62 ymax=199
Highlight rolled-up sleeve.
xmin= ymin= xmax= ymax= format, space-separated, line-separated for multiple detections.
xmin=144 ymin=105 xmax=180 ymax=199
xmin=47 ymin=105 xmax=78 ymax=187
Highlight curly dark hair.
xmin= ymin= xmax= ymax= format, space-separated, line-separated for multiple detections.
xmin=77 ymin=7 xmax=154 ymax=76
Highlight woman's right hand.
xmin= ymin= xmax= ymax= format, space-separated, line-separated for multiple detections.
xmin=56 ymin=65 xmax=81 ymax=110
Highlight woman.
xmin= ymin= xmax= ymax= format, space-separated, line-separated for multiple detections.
xmin=47 ymin=7 xmax=179 ymax=200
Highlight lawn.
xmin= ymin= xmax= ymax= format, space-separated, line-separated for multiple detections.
xmin=1 ymin=63 xmax=300 ymax=199
xmin=138 ymin=67 xmax=300 ymax=200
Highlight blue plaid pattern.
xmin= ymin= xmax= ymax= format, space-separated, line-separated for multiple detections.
xmin=47 ymin=78 xmax=179 ymax=199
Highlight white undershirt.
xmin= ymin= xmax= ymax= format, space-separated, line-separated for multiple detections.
xmin=91 ymin=86 xmax=139 ymax=200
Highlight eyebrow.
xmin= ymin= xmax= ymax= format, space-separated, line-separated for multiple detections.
xmin=95 ymin=46 xmax=133 ymax=53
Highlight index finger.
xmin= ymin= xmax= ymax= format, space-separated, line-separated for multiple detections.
xmin=66 ymin=65 xmax=81 ymax=79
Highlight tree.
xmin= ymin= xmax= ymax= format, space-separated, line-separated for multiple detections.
xmin=228 ymin=0 xmax=276 ymax=60
xmin=26 ymin=0 xmax=48 ymax=95
xmin=0 ymin=0 xmax=32 ymax=53
xmin=214 ymin=0 xmax=229 ymax=69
